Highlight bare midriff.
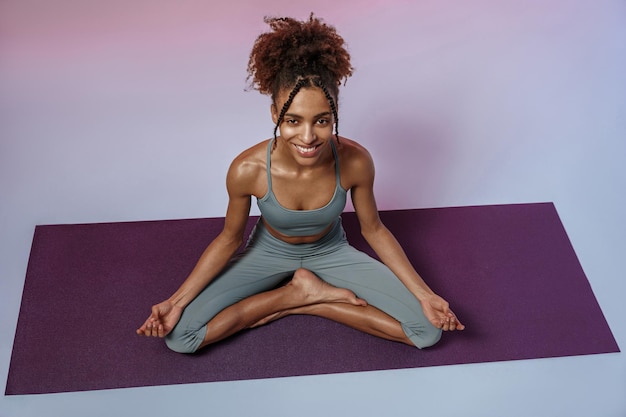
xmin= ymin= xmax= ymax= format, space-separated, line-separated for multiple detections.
xmin=262 ymin=218 xmax=334 ymax=244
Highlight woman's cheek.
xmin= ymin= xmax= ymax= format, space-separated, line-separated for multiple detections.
xmin=279 ymin=124 xmax=298 ymax=137
xmin=319 ymin=126 xmax=335 ymax=138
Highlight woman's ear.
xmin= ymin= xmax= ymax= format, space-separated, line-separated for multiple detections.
xmin=270 ymin=103 xmax=278 ymax=124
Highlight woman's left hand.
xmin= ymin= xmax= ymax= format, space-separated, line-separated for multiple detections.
xmin=421 ymin=293 xmax=465 ymax=331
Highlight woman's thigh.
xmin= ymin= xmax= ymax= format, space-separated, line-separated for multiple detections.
xmin=302 ymin=244 xmax=441 ymax=348
xmin=302 ymin=243 xmax=423 ymax=322
xmin=165 ymin=242 xmax=299 ymax=351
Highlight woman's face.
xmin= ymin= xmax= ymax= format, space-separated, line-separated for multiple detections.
xmin=272 ymin=87 xmax=336 ymax=164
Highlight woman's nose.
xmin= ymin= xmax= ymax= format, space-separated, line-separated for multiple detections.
xmin=301 ymin=124 xmax=316 ymax=144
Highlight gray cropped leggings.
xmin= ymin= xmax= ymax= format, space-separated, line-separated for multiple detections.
xmin=165 ymin=218 xmax=441 ymax=353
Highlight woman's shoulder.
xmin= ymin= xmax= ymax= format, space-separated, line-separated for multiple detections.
xmin=227 ymin=139 xmax=271 ymax=192
xmin=337 ymin=137 xmax=374 ymax=168
xmin=336 ymin=137 xmax=375 ymax=186
xmin=233 ymin=138 xmax=273 ymax=167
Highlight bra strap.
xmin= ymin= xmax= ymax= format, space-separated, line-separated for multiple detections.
xmin=330 ymin=139 xmax=341 ymax=183
xmin=266 ymin=138 xmax=274 ymax=191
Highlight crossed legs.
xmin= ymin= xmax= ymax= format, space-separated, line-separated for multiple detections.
xmin=165 ymin=222 xmax=441 ymax=353
xmin=197 ymin=268 xmax=413 ymax=349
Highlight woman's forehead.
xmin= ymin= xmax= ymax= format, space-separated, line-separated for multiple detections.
xmin=276 ymin=87 xmax=331 ymax=111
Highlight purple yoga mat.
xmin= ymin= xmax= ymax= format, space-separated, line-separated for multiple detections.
xmin=6 ymin=203 xmax=619 ymax=395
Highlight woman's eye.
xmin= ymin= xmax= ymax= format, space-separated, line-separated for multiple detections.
xmin=286 ymin=119 xmax=298 ymax=125
xmin=317 ymin=119 xmax=329 ymax=125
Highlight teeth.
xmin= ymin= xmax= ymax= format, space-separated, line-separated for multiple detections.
xmin=295 ymin=144 xmax=316 ymax=153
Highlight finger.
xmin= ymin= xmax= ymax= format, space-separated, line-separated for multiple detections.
xmin=157 ymin=324 xmax=165 ymax=338
xmin=448 ymin=318 xmax=456 ymax=331
xmin=450 ymin=316 xmax=465 ymax=331
xmin=449 ymin=311 xmax=465 ymax=330
xmin=146 ymin=321 xmax=155 ymax=337
xmin=151 ymin=322 xmax=161 ymax=337
xmin=440 ymin=317 xmax=450 ymax=331
xmin=445 ymin=315 xmax=460 ymax=331
xmin=136 ymin=319 xmax=151 ymax=336
xmin=455 ymin=319 xmax=466 ymax=331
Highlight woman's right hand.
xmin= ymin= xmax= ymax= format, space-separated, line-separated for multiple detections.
xmin=136 ymin=300 xmax=183 ymax=338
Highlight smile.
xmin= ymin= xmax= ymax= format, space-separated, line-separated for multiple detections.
xmin=294 ymin=144 xmax=319 ymax=154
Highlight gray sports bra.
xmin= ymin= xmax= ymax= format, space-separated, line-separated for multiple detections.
xmin=257 ymin=139 xmax=347 ymax=236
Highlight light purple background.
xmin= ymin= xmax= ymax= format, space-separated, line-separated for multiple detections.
xmin=1 ymin=1 xmax=624 ymax=416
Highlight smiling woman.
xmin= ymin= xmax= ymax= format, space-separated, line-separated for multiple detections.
xmin=136 ymin=13 xmax=464 ymax=354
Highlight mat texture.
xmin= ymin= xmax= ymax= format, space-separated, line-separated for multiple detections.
xmin=6 ymin=203 xmax=619 ymax=395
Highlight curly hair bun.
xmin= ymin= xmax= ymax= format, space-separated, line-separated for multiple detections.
xmin=247 ymin=13 xmax=354 ymax=98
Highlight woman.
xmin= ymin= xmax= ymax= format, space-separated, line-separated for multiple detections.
xmin=137 ymin=14 xmax=464 ymax=354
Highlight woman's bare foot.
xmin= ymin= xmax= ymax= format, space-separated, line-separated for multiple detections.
xmin=290 ymin=268 xmax=367 ymax=306
xmin=249 ymin=268 xmax=367 ymax=328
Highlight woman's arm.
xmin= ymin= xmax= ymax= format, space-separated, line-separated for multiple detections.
xmin=166 ymin=192 xmax=251 ymax=308
xmin=136 ymin=152 xmax=259 ymax=337
xmin=346 ymin=142 xmax=464 ymax=331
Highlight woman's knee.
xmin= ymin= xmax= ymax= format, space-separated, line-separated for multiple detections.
xmin=402 ymin=321 xmax=442 ymax=349
xmin=419 ymin=327 xmax=443 ymax=348
xmin=164 ymin=325 xmax=205 ymax=354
